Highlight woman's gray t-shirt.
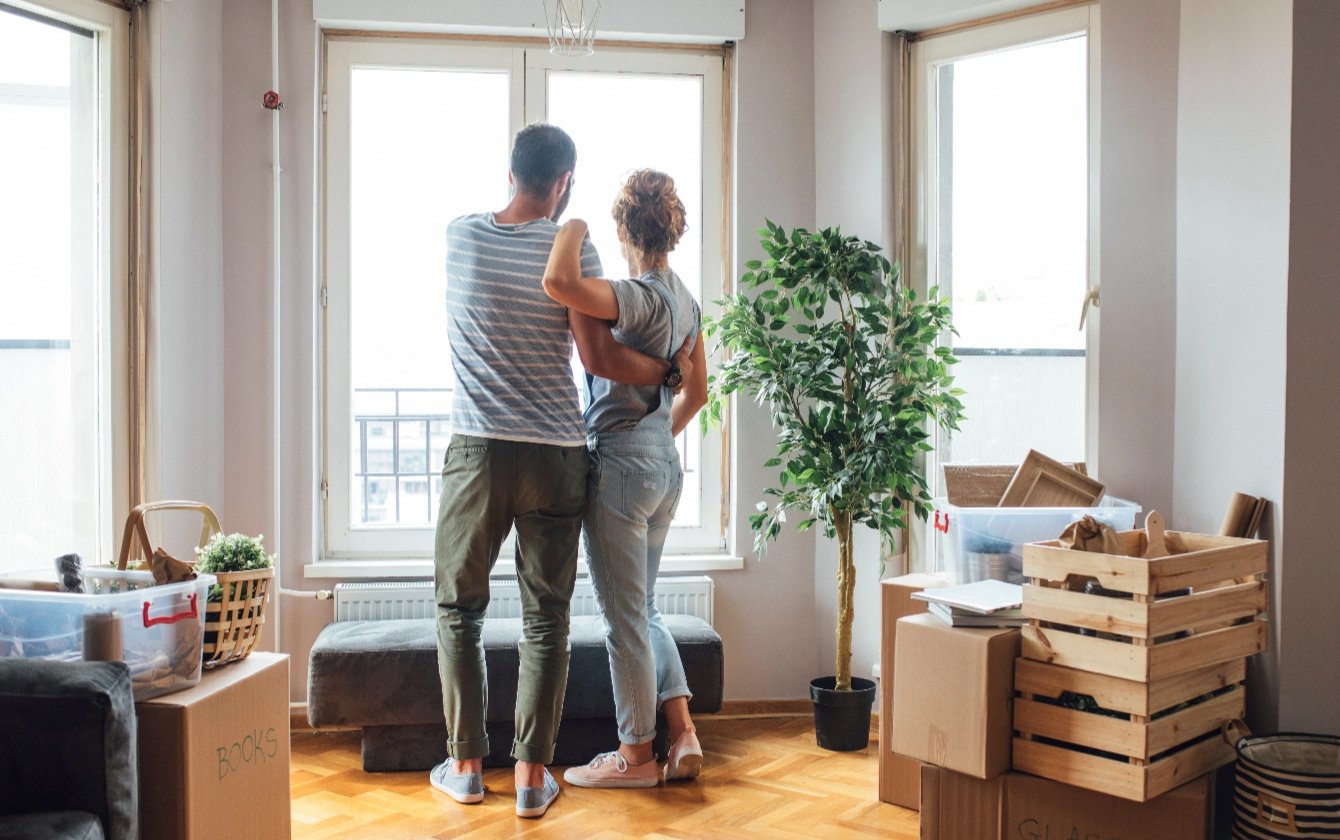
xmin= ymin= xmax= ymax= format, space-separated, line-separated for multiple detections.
xmin=583 ymin=266 xmax=701 ymax=437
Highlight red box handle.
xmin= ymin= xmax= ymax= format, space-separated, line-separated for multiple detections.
xmin=934 ymin=511 xmax=950 ymax=533
xmin=143 ymin=592 xmax=198 ymax=628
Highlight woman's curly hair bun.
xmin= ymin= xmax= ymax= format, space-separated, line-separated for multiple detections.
xmin=612 ymin=169 xmax=688 ymax=257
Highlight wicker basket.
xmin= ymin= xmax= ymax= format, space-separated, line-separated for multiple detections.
xmin=118 ymin=500 xmax=273 ymax=668
xmin=202 ymin=566 xmax=273 ymax=668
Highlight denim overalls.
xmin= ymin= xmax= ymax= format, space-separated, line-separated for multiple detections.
xmin=582 ymin=267 xmax=696 ymax=745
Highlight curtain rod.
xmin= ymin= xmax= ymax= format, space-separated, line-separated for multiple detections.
xmin=902 ymin=0 xmax=1097 ymax=43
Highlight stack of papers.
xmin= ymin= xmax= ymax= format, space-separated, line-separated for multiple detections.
xmin=912 ymin=580 xmax=1027 ymax=628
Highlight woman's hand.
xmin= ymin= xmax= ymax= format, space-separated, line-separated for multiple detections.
xmin=671 ymin=331 xmax=709 ymax=436
xmin=670 ymin=334 xmax=695 ymax=395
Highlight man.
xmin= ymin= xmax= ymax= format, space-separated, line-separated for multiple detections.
xmin=430 ymin=123 xmax=686 ymax=819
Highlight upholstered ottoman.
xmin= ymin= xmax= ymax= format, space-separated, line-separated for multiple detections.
xmin=307 ymin=614 xmax=724 ymax=771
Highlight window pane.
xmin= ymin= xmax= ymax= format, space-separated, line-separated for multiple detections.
xmin=0 ymin=9 xmax=99 ymax=574
xmin=937 ymin=35 xmax=1088 ymax=465
xmin=396 ymin=420 xmax=428 ymax=474
xmin=398 ymin=476 xmax=432 ymax=526
xmin=546 ymin=71 xmax=705 ymax=527
xmin=546 ymin=72 xmax=704 ymax=307
xmin=347 ymin=66 xmax=509 ymax=527
xmin=0 ymin=11 xmax=71 ymax=85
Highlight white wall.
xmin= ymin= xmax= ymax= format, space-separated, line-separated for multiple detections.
xmin=221 ymin=0 xmax=330 ymax=696
xmin=1094 ymin=0 xmax=1179 ymax=519
xmin=311 ymin=0 xmax=745 ymax=42
xmin=149 ymin=0 xmax=226 ymax=548
xmin=716 ymin=0 xmax=825 ymax=698
xmin=879 ymin=0 xmax=1045 ymax=32
xmin=1279 ymin=0 xmax=1340 ymax=733
xmin=1174 ymin=0 xmax=1292 ymax=732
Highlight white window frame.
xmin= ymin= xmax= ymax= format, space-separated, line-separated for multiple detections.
xmin=319 ymin=36 xmax=732 ymax=575
xmin=1 ymin=0 xmax=130 ymax=567
xmin=907 ymin=6 xmax=1100 ymax=573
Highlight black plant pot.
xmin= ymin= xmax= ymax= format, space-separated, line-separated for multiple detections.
xmin=810 ymin=676 xmax=877 ymax=751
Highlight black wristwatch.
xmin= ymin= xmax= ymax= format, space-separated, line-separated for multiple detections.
xmin=663 ymin=363 xmax=683 ymax=390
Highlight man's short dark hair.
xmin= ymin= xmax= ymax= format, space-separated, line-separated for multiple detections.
xmin=511 ymin=123 xmax=576 ymax=197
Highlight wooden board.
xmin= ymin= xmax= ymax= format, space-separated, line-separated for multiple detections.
xmin=999 ymin=449 xmax=1106 ymax=508
xmin=1012 ymin=730 xmax=1235 ymax=802
xmin=943 ymin=461 xmax=1087 ymax=507
xmin=1015 ymin=658 xmax=1246 ymax=718
xmin=1023 ymin=580 xmax=1266 ymax=640
xmin=1023 ymin=531 xmax=1268 ymax=596
xmin=1146 ymin=581 xmax=1266 ymax=637
xmin=1014 ymin=685 xmax=1242 ymax=761
xmin=1021 ymin=620 xmax=1265 ymax=682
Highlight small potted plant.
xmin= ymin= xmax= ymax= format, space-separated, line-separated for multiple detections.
xmin=705 ymin=222 xmax=963 ymax=750
xmin=194 ymin=532 xmax=276 ymax=667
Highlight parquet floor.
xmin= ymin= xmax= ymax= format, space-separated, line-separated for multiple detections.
xmin=291 ymin=716 xmax=920 ymax=839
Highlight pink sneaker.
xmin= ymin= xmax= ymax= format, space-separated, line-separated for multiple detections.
xmin=563 ymin=751 xmax=659 ymax=789
xmin=663 ymin=729 xmax=703 ymax=781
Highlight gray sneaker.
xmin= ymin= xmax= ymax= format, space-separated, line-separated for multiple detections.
xmin=515 ymin=768 xmax=560 ymax=818
xmin=429 ymin=758 xmax=484 ymax=804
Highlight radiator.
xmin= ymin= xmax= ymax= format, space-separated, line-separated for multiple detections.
xmin=334 ymin=576 xmax=714 ymax=625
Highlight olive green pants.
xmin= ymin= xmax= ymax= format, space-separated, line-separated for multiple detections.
xmin=433 ymin=434 xmax=587 ymax=764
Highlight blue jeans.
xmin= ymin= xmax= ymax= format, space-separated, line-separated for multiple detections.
xmin=583 ymin=429 xmax=693 ymax=745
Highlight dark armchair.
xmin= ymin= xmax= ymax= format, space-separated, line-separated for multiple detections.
xmin=0 ymin=659 xmax=139 ymax=840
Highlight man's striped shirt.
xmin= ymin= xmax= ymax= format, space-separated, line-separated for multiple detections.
xmin=445 ymin=212 xmax=602 ymax=446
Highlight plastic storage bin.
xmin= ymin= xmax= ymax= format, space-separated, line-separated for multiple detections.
xmin=932 ymin=495 xmax=1141 ymax=585
xmin=0 ymin=568 xmax=215 ymax=700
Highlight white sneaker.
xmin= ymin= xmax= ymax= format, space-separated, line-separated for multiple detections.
xmin=563 ymin=751 xmax=660 ymax=789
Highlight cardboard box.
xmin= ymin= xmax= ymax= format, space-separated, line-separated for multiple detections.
xmin=879 ymin=572 xmax=951 ymax=808
xmin=920 ymin=765 xmax=1213 ymax=840
xmin=891 ymin=613 xmax=1018 ymax=779
xmin=136 ymin=652 xmax=291 ymax=840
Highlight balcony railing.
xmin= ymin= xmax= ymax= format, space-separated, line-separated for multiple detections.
xmin=351 ymin=385 xmax=698 ymax=527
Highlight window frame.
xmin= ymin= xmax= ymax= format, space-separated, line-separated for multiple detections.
xmin=319 ymin=34 xmax=733 ymax=572
xmin=907 ymin=6 xmax=1100 ymax=573
xmin=0 ymin=0 xmax=130 ymax=569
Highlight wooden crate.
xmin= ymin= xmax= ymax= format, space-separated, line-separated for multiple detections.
xmin=1013 ymin=658 xmax=1243 ymax=801
xmin=1014 ymin=528 xmax=1267 ymax=801
xmin=1021 ymin=530 xmax=1268 ymax=682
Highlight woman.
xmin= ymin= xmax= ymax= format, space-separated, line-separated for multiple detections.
xmin=542 ymin=169 xmax=709 ymax=787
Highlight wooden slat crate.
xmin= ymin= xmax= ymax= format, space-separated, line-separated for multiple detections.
xmin=1014 ymin=658 xmax=1243 ymax=800
xmin=1014 ymin=529 xmax=1268 ymax=801
xmin=1021 ymin=530 xmax=1268 ymax=682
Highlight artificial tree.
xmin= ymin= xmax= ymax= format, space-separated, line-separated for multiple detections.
xmin=705 ymin=222 xmax=964 ymax=692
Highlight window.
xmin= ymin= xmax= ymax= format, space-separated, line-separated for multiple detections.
xmin=0 ymin=0 xmax=127 ymax=574
xmin=910 ymin=7 xmax=1098 ymax=569
xmin=322 ymin=38 xmax=728 ymax=566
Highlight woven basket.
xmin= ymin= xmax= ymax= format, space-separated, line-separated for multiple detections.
xmin=1227 ymin=720 xmax=1340 ymax=839
xmin=203 ymin=566 xmax=274 ymax=668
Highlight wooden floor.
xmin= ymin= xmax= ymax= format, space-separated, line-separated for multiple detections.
xmin=291 ymin=716 xmax=920 ymax=839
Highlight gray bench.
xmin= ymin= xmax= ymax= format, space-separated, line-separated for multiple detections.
xmin=307 ymin=614 xmax=724 ymax=771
